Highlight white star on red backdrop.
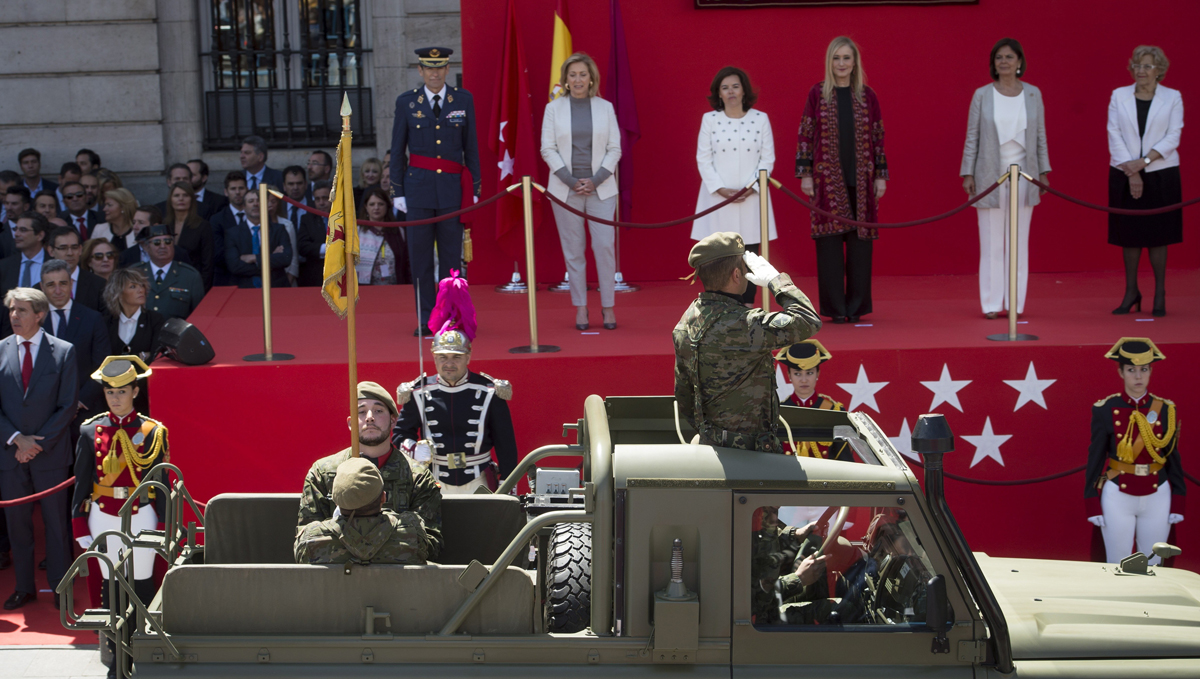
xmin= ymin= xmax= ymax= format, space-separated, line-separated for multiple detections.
xmin=837 ymin=365 xmax=888 ymax=413
xmin=921 ymin=364 xmax=971 ymax=413
xmin=963 ymin=417 xmax=1011 ymax=467
xmin=1003 ymin=361 xmax=1056 ymax=411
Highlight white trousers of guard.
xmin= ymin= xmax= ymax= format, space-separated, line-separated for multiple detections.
xmin=88 ymin=505 xmax=158 ymax=579
xmin=1100 ymin=480 xmax=1170 ymax=565
xmin=434 ymin=464 xmax=488 ymax=495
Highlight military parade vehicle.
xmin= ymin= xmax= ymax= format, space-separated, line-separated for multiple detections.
xmin=59 ymin=394 xmax=1200 ymax=677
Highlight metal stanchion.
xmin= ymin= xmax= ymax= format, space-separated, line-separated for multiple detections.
xmin=758 ymin=169 xmax=770 ymax=312
xmin=987 ymin=164 xmax=1037 ymax=342
xmin=612 ymin=167 xmax=639 ymax=293
xmin=510 ymin=176 xmax=559 ymax=354
xmin=495 ymin=261 xmax=528 ymax=293
xmin=244 ymin=182 xmax=295 ymax=361
xmin=549 ymin=272 xmax=573 ymax=293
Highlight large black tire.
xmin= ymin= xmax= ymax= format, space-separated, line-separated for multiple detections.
xmin=545 ymin=522 xmax=591 ymax=633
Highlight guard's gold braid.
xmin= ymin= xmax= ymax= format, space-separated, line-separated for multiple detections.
xmin=114 ymin=425 xmax=168 ymax=488
xmin=1133 ymin=407 xmax=1175 ymax=464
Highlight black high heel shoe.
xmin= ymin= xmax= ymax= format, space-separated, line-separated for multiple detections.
xmin=1152 ymin=292 xmax=1166 ymax=317
xmin=1111 ymin=292 xmax=1142 ymax=315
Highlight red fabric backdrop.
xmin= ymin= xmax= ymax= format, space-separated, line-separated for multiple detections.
xmin=457 ymin=0 xmax=1199 ymax=286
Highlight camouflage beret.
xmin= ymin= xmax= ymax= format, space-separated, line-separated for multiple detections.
xmin=688 ymin=232 xmax=745 ymax=268
xmin=332 ymin=457 xmax=385 ymax=512
xmin=358 ymin=381 xmax=399 ymax=419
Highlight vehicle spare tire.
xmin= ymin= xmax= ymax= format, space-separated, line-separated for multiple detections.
xmin=545 ymin=522 xmax=591 ymax=633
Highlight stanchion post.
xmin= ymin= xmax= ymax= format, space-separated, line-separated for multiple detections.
xmin=243 ymin=184 xmax=295 ymax=361
xmin=987 ymin=165 xmax=1037 ymax=342
xmin=510 ymin=177 xmax=560 ymax=354
xmin=759 ymin=169 xmax=770 ymax=312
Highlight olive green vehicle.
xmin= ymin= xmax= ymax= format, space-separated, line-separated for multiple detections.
xmin=59 ymin=395 xmax=1200 ymax=678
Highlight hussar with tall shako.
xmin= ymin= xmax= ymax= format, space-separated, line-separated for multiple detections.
xmin=776 ymin=339 xmax=850 ymax=461
xmin=393 ymin=272 xmax=517 ymax=494
xmin=1085 ymin=337 xmax=1185 ymax=565
xmin=70 ymin=355 xmax=168 ymax=608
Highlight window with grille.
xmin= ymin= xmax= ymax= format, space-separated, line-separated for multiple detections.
xmin=200 ymin=0 xmax=375 ymax=149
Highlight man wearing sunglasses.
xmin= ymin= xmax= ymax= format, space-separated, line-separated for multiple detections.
xmin=131 ymin=225 xmax=204 ymax=320
xmin=57 ymin=182 xmax=100 ymax=241
xmin=39 ymin=227 xmax=104 ymax=312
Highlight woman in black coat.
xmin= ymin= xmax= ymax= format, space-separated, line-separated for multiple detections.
xmin=103 ymin=268 xmax=165 ymax=413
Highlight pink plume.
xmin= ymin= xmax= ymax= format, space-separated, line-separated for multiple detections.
xmin=427 ymin=270 xmax=477 ymax=340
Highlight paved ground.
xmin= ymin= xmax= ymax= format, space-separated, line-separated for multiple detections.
xmin=0 ymin=646 xmax=106 ymax=678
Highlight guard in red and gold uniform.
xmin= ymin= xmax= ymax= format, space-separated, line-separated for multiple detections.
xmin=777 ymin=340 xmax=851 ymax=461
xmin=70 ymin=356 xmax=168 ymax=606
xmin=1085 ymin=338 xmax=1184 ymax=565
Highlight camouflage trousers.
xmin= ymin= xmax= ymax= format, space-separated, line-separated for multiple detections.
xmin=697 ymin=423 xmax=783 ymax=455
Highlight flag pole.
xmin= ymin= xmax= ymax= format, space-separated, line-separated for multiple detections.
xmin=341 ymin=95 xmax=361 ymax=458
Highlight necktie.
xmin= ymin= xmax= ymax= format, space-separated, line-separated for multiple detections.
xmin=19 ymin=260 xmax=31 ymax=287
xmin=156 ymin=269 xmax=165 ymax=284
xmin=432 ymin=94 xmax=442 ymax=118
xmin=20 ymin=340 xmax=32 ymax=391
xmin=55 ymin=309 xmax=67 ymax=337
xmin=251 ymin=225 xmax=262 ymax=288
xmin=75 ymin=216 xmax=89 ymax=240
xmin=248 ymin=175 xmax=258 ymax=191
xmin=236 ymin=212 xmax=247 ymax=228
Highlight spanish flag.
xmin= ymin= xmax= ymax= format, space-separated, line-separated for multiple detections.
xmin=548 ymin=0 xmax=572 ymax=101
xmin=322 ymin=95 xmax=360 ymax=318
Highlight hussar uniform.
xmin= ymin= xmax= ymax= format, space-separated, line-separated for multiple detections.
xmin=1085 ymin=338 xmax=1185 ymax=565
xmin=777 ymin=340 xmax=851 ymax=461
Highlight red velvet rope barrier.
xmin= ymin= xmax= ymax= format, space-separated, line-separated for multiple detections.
xmin=775 ymin=179 xmax=1003 ymax=229
xmin=540 ymin=186 xmax=752 ymax=229
xmin=1023 ymin=175 xmax=1200 ymax=216
xmin=0 ymin=475 xmax=75 ymax=507
xmin=274 ymin=188 xmax=511 ymax=228
xmin=903 ymin=459 xmax=1085 ymax=486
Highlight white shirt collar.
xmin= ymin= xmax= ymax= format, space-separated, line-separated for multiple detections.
xmin=195 ymin=187 xmax=207 ymax=201
xmin=120 ymin=308 xmax=141 ymax=324
xmin=151 ymin=261 xmax=173 ymax=278
xmin=246 ymin=166 xmax=265 ymax=183
xmin=21 ymin=249 xmax=46 ymax=264
xmin=52 ymin=298 xmax=73 ymax=314
xmin=19 ymin=328 xmax=45 ymax=347
xmin=425 ymin=85 xmax=447 ymax=103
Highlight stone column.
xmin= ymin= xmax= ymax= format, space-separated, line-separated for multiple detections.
xmin=157 ymin=0 xmax=204 ymax=165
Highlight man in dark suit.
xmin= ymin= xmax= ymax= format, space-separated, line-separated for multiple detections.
xmin=306 ymin=151 xmax=333 ymax=201
xmin=1 ymin=212 xmax=50 ymax=302
xmin=209 ymin=172 xmax=249 ymax=287
xmin=152 ymin=164 xmax=193 ymax=218
xmin=390 ymin=46 xmax=481 ymax=335
xmin=2 ymin=187 xmax=33 ymax=260
xmin=0 ymin=287 xmax=78 ymax=609
xmin=58 ymin=181 xmax=101 ymax=240
xmin=43 ymin=227 xmax=105 ymax=312
xmin=281 ymin=165 xmax=310 ymax=227
xmin=40 ymin=259 xmax=109 ymax=443
xmin=132 ymin=225 xmax=205 ymax=319
xmin=240 ymin=135 xmax=284 ymax=192
xmin=17 ymin=148 xmax=58 ymax=201
xmin=297 ymin=180 xmax=331 ymax=287
xmin=188 ymin=159 xmax=227 ymax=222
xmin=226 ymin=189 xmax=292 ymax=288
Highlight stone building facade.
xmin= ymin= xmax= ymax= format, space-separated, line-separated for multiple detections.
xmin=0 ymin=0 xmax=462 ymax=203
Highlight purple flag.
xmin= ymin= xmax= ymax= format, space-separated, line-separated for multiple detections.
xmin=604 ymin=0 xmax=640 ymax=221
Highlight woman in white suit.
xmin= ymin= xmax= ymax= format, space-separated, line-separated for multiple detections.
xmin=1107 ymin=45 xmax=1184 ymax=317
xmin=961 ymin=38 xmax=1050 ymax=319
xmin=691 ymin=66 xmax=776 ymax=305
xmin=541 ymin=52 xmax=622 ymax=331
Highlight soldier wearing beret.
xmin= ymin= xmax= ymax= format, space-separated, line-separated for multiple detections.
xmin=71 ymin=356 xmax=167 ymax=607
xmin=389 ymin=46 xmax=481 ymax=336
xmin=673 ymin=232 xmax=822 ymax=453
xmin=777 ymin=340 xmax=850 ymax=460
xmin=298 ymin=381 xmax=442 ymax=559
xmin=130 ymin=225 xmax=205 ymax=320
xmin=1085 ymin=337 xmax=1184 ymax=565
xmin=294 ymin=457 xmax=431 ymax=565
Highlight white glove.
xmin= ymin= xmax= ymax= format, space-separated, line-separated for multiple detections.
xmin=393 ymin=197 xmax=407 ymax=214
xmin=1087 ymin=515 xmax=1106 ymax=528
xmin=414 ymin=440 xmax=432 ymax=462
xmin=473 ymin=195 xmax=479 ymax=204
xmin=76 ymin=536 xmax=94 ymax=550
xmin=743 ymin=251 xmax=780 ymax=287
xmin=1168 ymin=513 xmax=1184 ymax=525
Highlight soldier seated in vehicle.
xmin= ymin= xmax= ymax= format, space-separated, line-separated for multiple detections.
xmin=750 ymin=506 xmax=828 ymax=624
xmin=295 ymin=457 xmax=431 ymax=565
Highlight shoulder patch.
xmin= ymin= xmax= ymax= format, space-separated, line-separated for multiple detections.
xmin=396 ymin=378 xmax=420 ymax=406
xmin=479 ymin=372 xmax=512 ymax=400
xmin=81 ymin=412 xmax=109 ymax=426
xmin=1152 ymin=394 xmax=1175 ymax=406
xmin=818 ymin=394 xmax=845 ymax=411
xmin=1094 ymin=393 xmax=1121 ymax=407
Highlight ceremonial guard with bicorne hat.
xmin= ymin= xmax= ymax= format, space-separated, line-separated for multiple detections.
xmin=393 ymin=272 xmax=517 ymax=494
xmin=1085 ymin=337 xmax=1184 ymax=565
xmin=70 ymin=355 xmax=168 ymax=608
xmin=776 ymin=340 xmax=850 ymax=461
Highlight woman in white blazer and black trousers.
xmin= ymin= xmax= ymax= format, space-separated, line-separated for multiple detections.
xmin=1108 ymin=45 xmax=1184 ymax=317
xmin=541 ymin=52 xmax=622 ymax=331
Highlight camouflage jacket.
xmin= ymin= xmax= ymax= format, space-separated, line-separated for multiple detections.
xmin=294 ymin=509 xmax=429 ymax=565
xmin=673 ymin=274 xmax=822 ymax=453
xmin=297 ymin=447 xmax=443 ymax=558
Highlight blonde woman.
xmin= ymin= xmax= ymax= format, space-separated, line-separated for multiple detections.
xmin=92 ymin=187 xmax=139 ymax=252
xmin=540 ymin=52 xmax=622 ymax=330
xmin=354 ymin=157 xmax=383 ymax=206
xmin=796 ymin=36 xmax=888 ymax=324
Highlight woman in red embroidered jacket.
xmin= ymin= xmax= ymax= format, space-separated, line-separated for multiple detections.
xmin=796 ymin=36 xmax=888 ymax=324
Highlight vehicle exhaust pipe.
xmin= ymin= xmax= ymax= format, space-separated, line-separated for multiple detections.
xmin=913 ymin=414 xmax=1014 ymax=674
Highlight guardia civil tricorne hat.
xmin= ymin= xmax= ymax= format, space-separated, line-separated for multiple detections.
xmin=416 ymin=47 xmax=452 ymax=68
xmin=1104 ymin=337 xmax=1165 ymax=366
xmin=91 ymin=355 xmax=152 ymax=387
xmin=776 ymin=339 xmax=832 ymax=371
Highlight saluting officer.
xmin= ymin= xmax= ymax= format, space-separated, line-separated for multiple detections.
xmin=130 ymin=225 xmax=205 ymax=320
xmin=71 ymin=356 xmax=168 ymax=607
xmin=777 ymin=340 xmax=850 ymax=461
xmin=389 ymin=46 xmax=481 ymax=336
xmin=393 ymin=330 xmax=518 ymax=494
xmin=1085 ymin=337 xmax=1185 ymax=565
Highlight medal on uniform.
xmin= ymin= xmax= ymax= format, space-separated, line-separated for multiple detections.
xmin=418 ymin=95 xmax=425 ymax=104
xmin=447 ymin=94 xmax=453 ymax=103
xmin=409 ymin=102 xmax=415 ymax=109
xmin=413 ymin=110 xmax=425 ymax=119
xmin=1147 ymin=410 xmax=1158 ymax=424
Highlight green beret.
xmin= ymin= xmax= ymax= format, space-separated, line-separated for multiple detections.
xmin=332 ymin=457 xmax=384 ymax=512
xmin=688 ymin=232 xmax=745 ymax=268
xmin=358 ymin=381 xmax=399 ymax=419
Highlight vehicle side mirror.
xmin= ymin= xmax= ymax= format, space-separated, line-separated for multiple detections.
xmin=926 ymin=575 xmax=950 ymax=654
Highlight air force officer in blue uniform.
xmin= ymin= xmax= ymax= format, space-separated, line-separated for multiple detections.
xmin=390 ymin=47 xmax=481 ymax=336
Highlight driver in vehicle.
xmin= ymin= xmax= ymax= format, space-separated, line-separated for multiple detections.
xmin=751 ymin=506 xmax=827 ymax=624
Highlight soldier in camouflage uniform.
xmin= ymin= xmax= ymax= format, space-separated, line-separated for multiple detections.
xmin=295 ymin=457 xmax=431 ymax=565
xmin=750 ymin=506 xmax=826 ymax=624
xmin=298 ymin=382 xmax=443 ymax=559
xmin=674 ymin=232 xmax=822 ymax=453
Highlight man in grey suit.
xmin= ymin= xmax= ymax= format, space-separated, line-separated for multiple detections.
xmin=0 ymin=287 xmax=78 ymax=610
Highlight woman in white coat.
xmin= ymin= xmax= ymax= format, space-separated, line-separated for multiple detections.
xmin=541 ymin=52 xmax=622 ymax=331
xmin=1107 ymin=45 xmax=1184 ymax=317
xmin=691 ymin=66 xmax=776 ymax=305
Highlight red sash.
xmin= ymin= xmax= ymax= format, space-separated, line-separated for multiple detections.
xmin=410 ymin=154 xmax=463 ymax=174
